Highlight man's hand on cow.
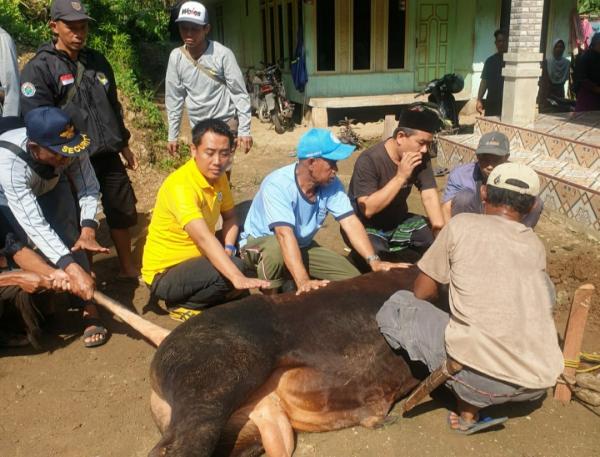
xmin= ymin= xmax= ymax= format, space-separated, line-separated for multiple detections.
xmin=121 ymin=146 xmax=139 ymax=170
xmin=72 ymin=228 xmax=110 ymax=254
xmin=397 ymin=151 xmax=423 ymax=180
xmin=295 ymin=278 xmax=330 ymax=295
xmin=369 ymin=260 xmax=412 ymax=272
xmin=232 ymin=275 xmax=271 ymax=291
xmin=49 ymin=269 xmax=71 ymax=292
xmin=237 ymin=136 xmax=253 ymax=154
xmin=167 ymin=140 xmax=179 ymax=156
xmin=64 ymin=263 xmax=95 ymax=301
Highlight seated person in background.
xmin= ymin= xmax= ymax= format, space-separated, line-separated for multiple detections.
xmin=377 ymin=163 xmax=563 ymax=434
xmin=347 ymin=103 xmax=445 ymax=269
xmin=240 ymin=128 xmax=409 ymax=295
xmin=141 ymin=119 xmax=268 ymax=320
xmin=0 ymin=107 xmax=108 ymax=348
xmin=441 ymin=131 xmax=543 ymax=228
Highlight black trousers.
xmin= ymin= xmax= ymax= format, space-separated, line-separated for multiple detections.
xmin=150 ymin=256 xmax=247 ymax=310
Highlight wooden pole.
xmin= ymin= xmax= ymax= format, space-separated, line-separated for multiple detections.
xmin=401 ymin=358 xmax=463 ymax=415
xmin=554 ymin=284 xmax=595 ymax=405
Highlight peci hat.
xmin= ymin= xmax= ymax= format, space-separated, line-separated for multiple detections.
xmin=50 ymin=0 xmax=93 ymax=21
xmin=296 ymin=128 xmax=356 ymax=161
xmin=176 ymin=1 xmax=209 ymax=26
xmin=476 ymin=131 xmax=510 ymax=156
xmin=398 ymin=102 xmax=444 ymax=134
xmin=487 ymin=163 xmax=540 ymax=197
xmin=25 ymin=107 xmax=91 ymax=157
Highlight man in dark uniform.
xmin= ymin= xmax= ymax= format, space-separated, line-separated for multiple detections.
xmin=20 ymin=0 xmax=139 ymax=280
xmin=476 ymin=29 xmax=508 ymax=117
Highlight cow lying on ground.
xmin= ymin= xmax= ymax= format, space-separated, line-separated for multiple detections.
xmin=97 ymin=268 xmax=420 ymax=457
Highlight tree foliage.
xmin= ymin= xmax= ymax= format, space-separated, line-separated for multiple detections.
xmin=579 ymin=0 xmax=600 ymax=15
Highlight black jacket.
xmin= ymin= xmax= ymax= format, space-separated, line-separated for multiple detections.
xmin=20 ymin=42 xmax=130 ymax=156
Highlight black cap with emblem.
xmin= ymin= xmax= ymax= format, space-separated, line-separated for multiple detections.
xmin=50 ymin=0 xmax=94 ymax=21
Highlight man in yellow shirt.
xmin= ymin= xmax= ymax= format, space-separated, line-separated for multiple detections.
xmin=142 ymin=119 xmax=268 ymax=317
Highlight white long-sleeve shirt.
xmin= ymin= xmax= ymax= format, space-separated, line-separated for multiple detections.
xmin=165 ymin=40 xmax=251 ymax=141
xmin=0 ymin=27 xmax=20 ymax=117
xmin=0 ymin=127 xmax=100 ymax=268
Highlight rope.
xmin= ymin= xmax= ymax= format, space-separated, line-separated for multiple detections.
xmin=564 ymin=352 xmax=600 ymax=373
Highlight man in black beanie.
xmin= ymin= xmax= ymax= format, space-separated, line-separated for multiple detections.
xmin=346 ymin=103 xmax=445 ymax=269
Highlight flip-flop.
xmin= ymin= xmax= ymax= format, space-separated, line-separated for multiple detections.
xmin=82 ymin=317 xmax=108 ymax=348
xmin=168 ymin=307 xmax=202 ymax=322
xmin=448 ymin=411 xmax=508 ymax=435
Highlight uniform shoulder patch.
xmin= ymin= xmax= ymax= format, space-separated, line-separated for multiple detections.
xmin=21 ymin=82 xmax=36 ymax=97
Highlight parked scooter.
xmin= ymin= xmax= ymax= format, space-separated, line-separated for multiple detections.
xmin=245 ymin=62 xmax=294 ymax=134
xmin=416 ymin=73 xmax=464 ymax=132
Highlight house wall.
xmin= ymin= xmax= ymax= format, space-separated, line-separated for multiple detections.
xmin=210 ymin=0 xmax=576 ymax=104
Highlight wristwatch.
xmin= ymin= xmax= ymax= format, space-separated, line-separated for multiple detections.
xmin=366 ymin=254 xmax=380 ymax=265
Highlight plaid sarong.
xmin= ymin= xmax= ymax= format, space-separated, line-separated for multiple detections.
xmin=365 ymin=215 xmax=428 ymax=252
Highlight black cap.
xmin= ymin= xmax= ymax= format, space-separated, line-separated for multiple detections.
xmin=50 ymin=0 xmax=93 ymax=21
xmin=398 ymin=102 xmax=444 ymax=134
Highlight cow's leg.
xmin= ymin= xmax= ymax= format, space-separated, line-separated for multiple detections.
xmin=150 ymin=389 xmax=172 ymax=434
xmin=249 ymin=392 xmax=294 ymax=457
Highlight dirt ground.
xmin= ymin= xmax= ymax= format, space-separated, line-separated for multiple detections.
xmin=1 ymin=119 xmax=599 ymax=457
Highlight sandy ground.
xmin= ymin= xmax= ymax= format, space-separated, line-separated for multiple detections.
xmin=1 ymin=118 xmax=599 ymax=457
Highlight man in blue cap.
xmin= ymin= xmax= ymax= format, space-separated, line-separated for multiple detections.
xmin=0 ymin=106 xmax=109 ymax=347
xmin=240 ymin=128 xmax=410 ymax=295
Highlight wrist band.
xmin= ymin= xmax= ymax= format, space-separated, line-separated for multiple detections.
xmin=225 ymin=244 xmax=237 ymax=254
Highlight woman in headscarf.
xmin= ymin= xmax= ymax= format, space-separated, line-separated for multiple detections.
xmin=538 ymin=39 xmax=571 ymax=111
xmin=574 ymin=32 xmax=600 ymax=112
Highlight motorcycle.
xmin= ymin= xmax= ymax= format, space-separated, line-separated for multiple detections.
xmin=245 ymin=62 xmax=294 ymax=134
xmin=416 ymin=73 xmax=464 ymax=132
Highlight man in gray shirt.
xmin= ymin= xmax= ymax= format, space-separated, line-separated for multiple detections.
xmin=0 ymin=26 xmax=20 ymax=117
xmin=166 ymin=1 xmax=253 ymax=157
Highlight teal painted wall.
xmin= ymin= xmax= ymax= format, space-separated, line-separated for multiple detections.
xmin=214 ymin=0 xmax=575 ymax=103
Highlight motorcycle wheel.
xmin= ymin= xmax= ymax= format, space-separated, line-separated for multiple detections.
xmin=258 ymin=101 xmax=271 ymax=123
xmin=272 ymin=112 xmax=286 ymax=134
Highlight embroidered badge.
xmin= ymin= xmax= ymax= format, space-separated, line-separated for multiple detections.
xmin=71 ymin=2 xmax=82 ymax=11
xmin=61 ymin=133 xmax=90 ymax=155
xmin=59 ymin=124 xmax=76 ymax=140
xmin=60 ymin=73 xmax=75 ymax=86
xmin=217 ymin=192 xmax=223 ymax=202
xmin=21 ymin=82 xmax=36 ymax=97
xmin=96 ymin=72 xmax=108 ymax=86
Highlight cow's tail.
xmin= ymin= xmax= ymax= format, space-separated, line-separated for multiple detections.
xmin=93 ymin=291 xmax=170 ymax=347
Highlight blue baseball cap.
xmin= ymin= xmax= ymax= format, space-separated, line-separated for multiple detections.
xmin=25 ymin=107 xmax=91 ymax=157
xmin=296 ymin=128 xmax=356 ymax=161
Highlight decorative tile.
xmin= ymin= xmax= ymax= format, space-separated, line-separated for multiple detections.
xmin=528 ymin=157 xmax=566 ymax=175
xmin=590 ymin=193 xmax=600 ymax=222
xmin=576 ymin=131 xmax=600 ymax=146
xmin=539 ymin=181 xmax=562 ymax=213
xmin=556 ymin=165 xmax=599 ymax=189
xmin=570 ymin=193 xmax=597 ymax=227
xmin=510 ymin=150 xmax=539 ymax=166
xmin=573 ymin=144 xmax=600 ymax=169
xmin=557 ymin=144 xmax=579 ymax=166
xmin=554 ymin=181 xmax=582 ymax=213
xmin=518 ymin=129 xmax=541 ymax=151
xmin=543 ymin=136 xmax=568 ymax=158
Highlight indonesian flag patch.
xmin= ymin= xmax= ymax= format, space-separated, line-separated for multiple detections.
xmin=60 ymin=74 xmax=75 ymax=86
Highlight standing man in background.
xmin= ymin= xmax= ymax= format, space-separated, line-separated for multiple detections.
xmin=0 ymin=26 xmax=20 ymax=117
xmin=476 ymin=30 xmax=508 ymax=117
xmin=20 ymin=0 xmax=140 ymax=281
xmin=166 ymin=1 xmax=253 ymax=161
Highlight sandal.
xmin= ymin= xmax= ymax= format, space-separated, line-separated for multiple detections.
xmin=447 ymin=411 xmax=508 ymax=435
xmin=82 ymin=317 xmax=108 ymax=348
xmin=168 ymin=307 xmax=202 ymax=322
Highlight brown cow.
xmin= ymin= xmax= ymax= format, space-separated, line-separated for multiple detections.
xmin=96 ymin=268 xmax=420 ymax=456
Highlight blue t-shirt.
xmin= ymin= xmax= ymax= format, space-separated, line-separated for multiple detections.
xmin=442 ymin=162 xmax=482 ymax=203
xmin=240 ymin=163 xmax=354 ymax=248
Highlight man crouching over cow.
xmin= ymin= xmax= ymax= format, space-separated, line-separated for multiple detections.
xmin=377 ymin=163 xmax=563 ymax=434
xmin=240 ymin=128 xmax=410 ymax=295
xmin=141 ymin=119 xmax=269 ymax=320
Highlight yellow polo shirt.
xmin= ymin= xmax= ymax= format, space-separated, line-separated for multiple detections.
xmin=141 ymin=159 xmax=234 ymax=284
